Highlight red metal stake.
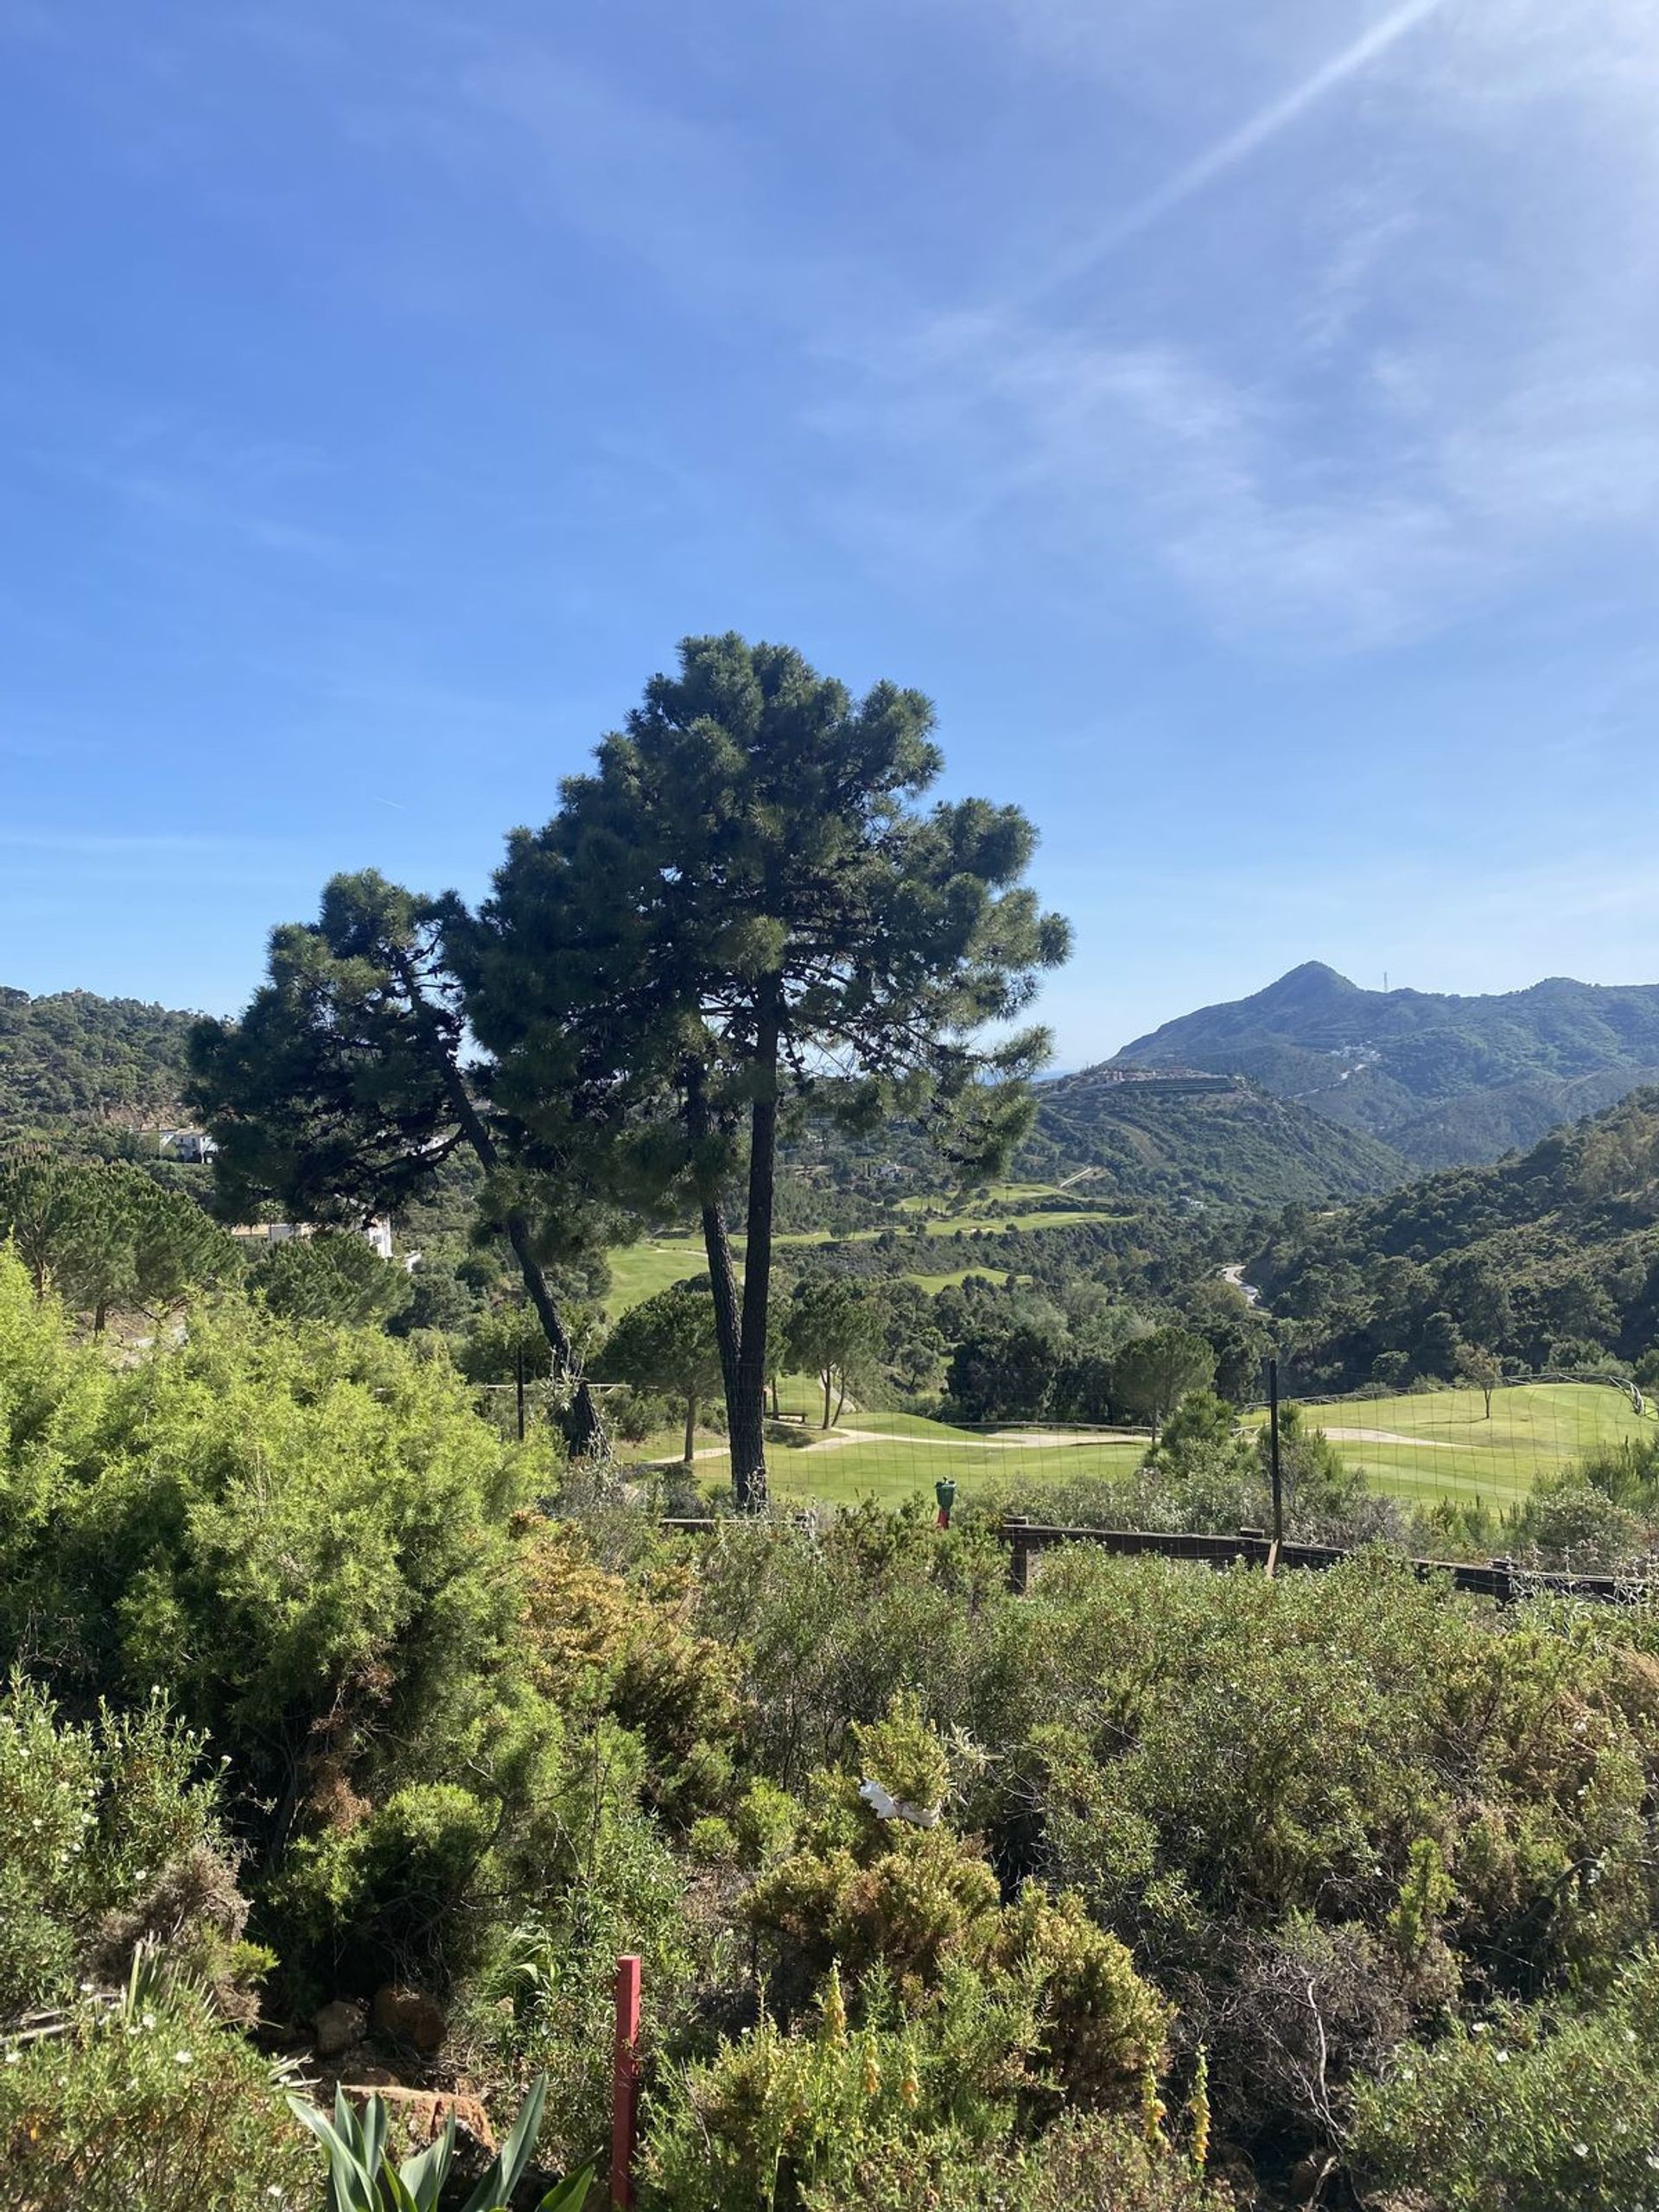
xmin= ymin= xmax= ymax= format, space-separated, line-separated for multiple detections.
xmin=611 ymin=1953 xmax=642 ymax=2209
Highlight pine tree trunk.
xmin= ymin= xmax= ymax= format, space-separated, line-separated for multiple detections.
xmin=501 ymin=1209 xmax=605 ymax=1454
xmin=686 ymin=1062 xmax=746 ymax=1465
xmin=731 ymin=991 xmax=781 ymax=1509
xmin=389 ymin=944 xmax=605 ymax=1456
xmin=822 ymin=1368 xmax=833 ymax=1430
xmin=700 ymin=1200 xmax=744 ymax=1437
xmin=683 ymin=1394 xmax=697 ymax=1465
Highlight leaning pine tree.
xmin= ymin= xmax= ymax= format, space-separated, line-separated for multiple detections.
xmin=454 ymin=633 xmax=1070 ymax=1507
xmin=188 ymin=870 xmax=607 ymax=1453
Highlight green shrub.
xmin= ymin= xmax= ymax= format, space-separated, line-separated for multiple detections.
xmin=270 ymin=1783 xmax=499 ymax=1993
xmin=0 ymin=1985 xmax=308 ymax=2212
xmin=644 ymin=1958 xmax=1043 ymax=2212
xmin=3 ymin=1298 xmax=561 ymax=1863
xmin=0 ymin=1672 xmax=255 ymax=2018
xmin=1352 ymin=1948 xmax=1659 ymax=2210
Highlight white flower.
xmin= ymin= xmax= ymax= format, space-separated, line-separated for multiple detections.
xmin=4 ymin=2050 xmax=20 ymax=2066
xmin=173 ymin=2049 xmax=193 ymax=2065
xmin=141 ymin=2012 xmax=156 ymax=2031
xmin=1493 ymin=2050 xmax=1510 ymax=2063
xmin=1574 ymin=2144 xmax=1590 ymax=2157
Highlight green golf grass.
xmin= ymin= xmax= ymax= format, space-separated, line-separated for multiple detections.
xmin=623 ymin=1382 xmax=1652 ymax=1518
xmin=601 ymin=1193 xmax=1125 ymax=1314
xmin=1243 ymin=1382 xmax=1653 ymax=1509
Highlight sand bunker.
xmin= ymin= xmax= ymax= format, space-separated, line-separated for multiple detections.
xmin=1321 ymin=1426 xmax=1465 ymax=1450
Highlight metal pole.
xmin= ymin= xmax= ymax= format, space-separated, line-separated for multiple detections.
xmin=1268 ymin=1356 xmax=1283 ymax=1549
xmin=515 ymin=1340 xmax=526 ymax=1444
xmin=612 ymin=1954 xmax=642 ymax=2209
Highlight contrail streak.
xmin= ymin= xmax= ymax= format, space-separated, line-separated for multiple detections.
xmin=1027 ymin=0 xmax=1448 ymax=301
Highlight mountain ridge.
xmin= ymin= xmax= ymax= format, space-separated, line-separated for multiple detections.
xmin=1116 ymin=966 xmax=1659 ymax=1168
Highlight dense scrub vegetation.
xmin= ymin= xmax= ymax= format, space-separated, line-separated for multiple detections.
xmin=9 ymin=1236 xmax=1659 ymax=2205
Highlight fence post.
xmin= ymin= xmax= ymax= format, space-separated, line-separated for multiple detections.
xmin=1268 ymin=1357 xmax=1283 ymax=1549
xmin=612 ymin=1953 xmax=641 ymax=2209
xmin=1004 ymin=1516 xmax=1031 ymax=1595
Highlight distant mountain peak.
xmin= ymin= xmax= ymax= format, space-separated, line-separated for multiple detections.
xmin=1255 ymin=961 xmax=1359 ymax=1001
xmin=1114 ymin=965 xmax=1659 ymax=1173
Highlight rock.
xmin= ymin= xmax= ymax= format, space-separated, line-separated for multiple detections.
xmin=313 ymin=1999 xmax=367 ymax=2059
xmin=371 ymin=1982 xmax=448 ymax=2055
xmin=338 ymin=2083 xmax=494 ymax=2153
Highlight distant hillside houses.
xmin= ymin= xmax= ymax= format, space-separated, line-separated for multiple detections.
xmin=157 ymin=1127 xmax=217 ymax=1163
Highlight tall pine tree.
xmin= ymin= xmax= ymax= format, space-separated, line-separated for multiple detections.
xmin=456 ymin=634 xmax=1068 ymax=1504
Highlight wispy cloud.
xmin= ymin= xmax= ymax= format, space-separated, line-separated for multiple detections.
xmin=809 ymin=0 xmax=1659 ymax=647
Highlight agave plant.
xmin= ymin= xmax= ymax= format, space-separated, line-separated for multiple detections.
xmin=288 ymin=2071 xmax=592 ymax=2212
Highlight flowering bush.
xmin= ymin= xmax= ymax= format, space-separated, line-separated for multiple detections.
xmin=1351 ymin=1948 xmax=1659 ymax=2212
xmin=0 ymin=1985 xmax=308 ymax=2212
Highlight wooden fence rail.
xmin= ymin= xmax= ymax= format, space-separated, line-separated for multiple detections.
xmin=657 ymin=1515 xmax=1647 ymax=1607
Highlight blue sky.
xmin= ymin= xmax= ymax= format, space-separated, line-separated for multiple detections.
xmin=3 ymin=0 xmax=1657 ymax=1065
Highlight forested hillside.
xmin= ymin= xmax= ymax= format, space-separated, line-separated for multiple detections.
xmin=1026 ymin=1065 xmax=1407 ymax=1206
xmin=1246 ymin=1084 xmax=1659 ymax=1389
xmin=1118 ymin=961 xmax=1659 ymax=1168
xmin=0 ymin=976 xmax=1395 ymax=1216
xmin=0 ymin=984 xmax=194 ymax=1130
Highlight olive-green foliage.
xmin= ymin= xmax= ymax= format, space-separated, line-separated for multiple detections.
xmin=0 ymin=1145 xmax=237 ymax=1320
xmin=0 ymin=1983 xmax=309 ymax=2212
xmin=683 ymin=1514 xmax=1659 ymax=2171
xmin=4 ymin=1298 xmax=548 ymax=1797
xmin=646 ymin=1948 xmax=1189 ymax=2212
xmin=1352 ymin=1948 xmax=1659 ymax=2211
xmin=644 ymin=1959 xmax=1046 ymax=2212
xmin=0 ymin=1673 xmax=253 ymax=2018
xmin=250 ymin=1227 xmax=413 ymax=1328
xmin=690 ymin=1506 xmax=1013 ymax=1789
xmin=814 ymin=2109 xmax=1235 ymax=2212
xmin=1511 ymin=1474 xmax=1646 ymax=1567
xmin=741 ymin=1697 xmax=1169 ymax=2145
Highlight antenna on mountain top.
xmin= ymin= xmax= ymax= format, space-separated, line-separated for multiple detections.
xmin=1383 ymin=970 xmax=1389 ymax=993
